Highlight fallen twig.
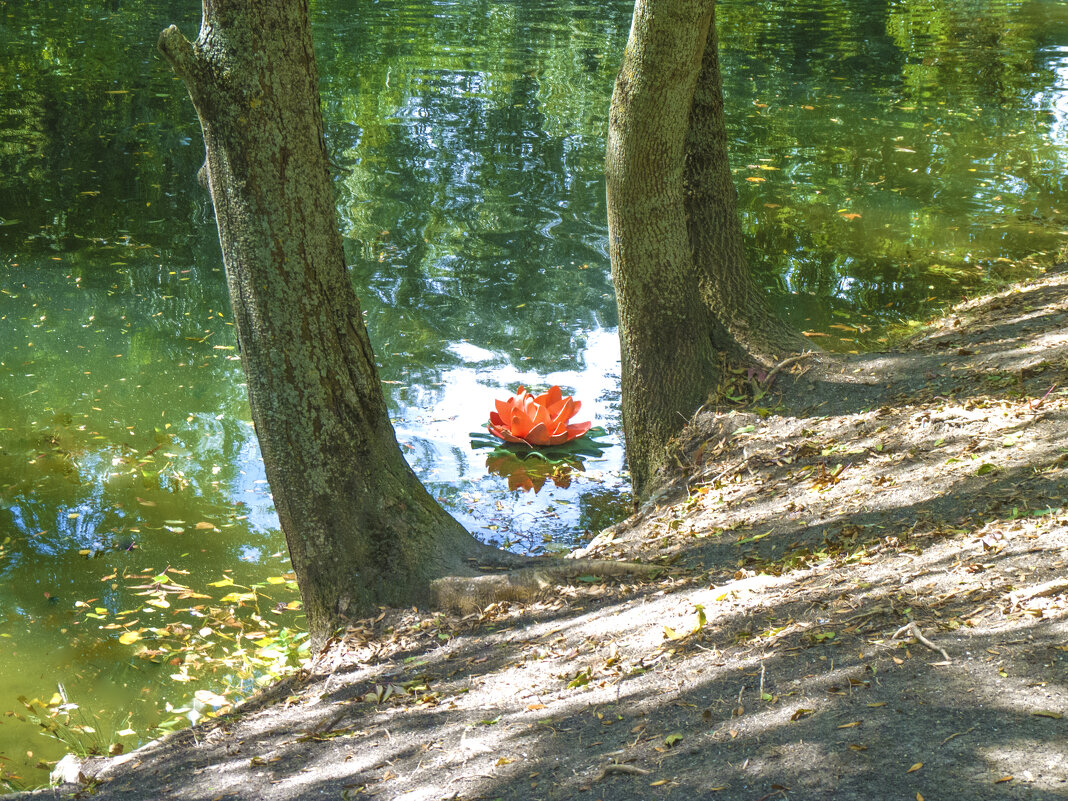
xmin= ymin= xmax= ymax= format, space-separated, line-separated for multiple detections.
xmin=306 ymin=705 xmax=351 ymax=735
xmin=761 ymin=351 xmax=817 ymax=389
xmin=891 ymin=621 xmax=950 ymax=662
xmin=1029 ymin=383 xmax=1057 ymax=411
xmin=842 ymin=606 xmax=890 ymax=624
xmin=701 ymin=456 xmax=750 ymax=485
xmin=940 ymin=724 xmax=978 ymax=747
xmin=596 ymin=763 xmax=651 ymax=780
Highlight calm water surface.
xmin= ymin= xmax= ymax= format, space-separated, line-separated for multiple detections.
xmin=2 ymin=0 xmax=1068 ymax=786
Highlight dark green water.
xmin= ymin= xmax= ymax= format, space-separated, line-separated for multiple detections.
xmin=2 ymin=0 xmax=1068 ymax=787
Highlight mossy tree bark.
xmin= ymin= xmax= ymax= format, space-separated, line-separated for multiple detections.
xmin=158 ymin=0 xmax=494 ymax=645
xmin=606 ymin=0 xmax=805 ymax=498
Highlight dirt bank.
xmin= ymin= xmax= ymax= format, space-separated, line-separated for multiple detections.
xmin=7 ymin=268 xmax=1068 ymax=801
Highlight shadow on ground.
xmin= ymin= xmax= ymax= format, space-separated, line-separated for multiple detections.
xmin=9 ymin=272 xmax=1068 ymax=801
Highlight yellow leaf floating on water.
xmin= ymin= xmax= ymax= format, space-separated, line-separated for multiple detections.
xmin=907 ymin=762 xmax=923 ymax=773
xmin=118 ymin=631 xmax=141 ymax=645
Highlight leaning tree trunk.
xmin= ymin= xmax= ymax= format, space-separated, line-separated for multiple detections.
xmin=158 ymin=0 xmax=489 ymax=644
xmin=685 ymin=4 xmax=810 ymax=358
xmin=607 ymin=0 xmax=805 ymax=499
xmin=606 ymin=0 xmax=724 ymax=498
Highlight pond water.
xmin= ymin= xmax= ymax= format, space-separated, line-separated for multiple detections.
xmin=3 ymin=0 xmax=1068 ymax=787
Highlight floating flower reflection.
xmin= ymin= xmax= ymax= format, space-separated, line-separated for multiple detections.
xmin=484 ymin=452 xmax=579 ymax=493
xmin=487 ymin=385 xmax=591 ymax=448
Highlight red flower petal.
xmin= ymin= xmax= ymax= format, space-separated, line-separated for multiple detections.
xmin=488 ymin=423 xmax=527 ymax=444
xmin=547 ymin=396 xmax=575 ymax=434
xmin=523 ymin=421 xmax=552 ymax=447
xmin=566 ymin=421 xmax=592 ymax=439
xmin=536 ymin=385 xmax=563 ymax=412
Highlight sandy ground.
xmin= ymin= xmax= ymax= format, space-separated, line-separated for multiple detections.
xmin=6 ymin=267 xmax=1068 ymax=801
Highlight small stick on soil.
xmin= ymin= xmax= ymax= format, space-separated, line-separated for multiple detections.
xmin=702 ymin=456 xmax=750 ymax=485
xmin=596 ymin=763 xmax=651 ymax=780
xmin=940 ymin=724 xmax=978 ymax=747
xmin=307 ymin=705 xmax=351 ymax=735
xmin=842 ymin=606 xmax=889 ymax=624
xmin=761 ymin=351 xmax=817 ymax=389
xmin=892 ymin=621 xmax=950 ymax=662
xmin=1029 ymin=383 xmax=1057 ymax=411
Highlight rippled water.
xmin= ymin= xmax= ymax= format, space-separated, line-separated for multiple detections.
xmin=2 ymin=0 xmax=1068 ymax=786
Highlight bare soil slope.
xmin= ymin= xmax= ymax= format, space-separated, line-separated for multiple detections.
xmin=9 ymin=268 xmax=1068 ymax=801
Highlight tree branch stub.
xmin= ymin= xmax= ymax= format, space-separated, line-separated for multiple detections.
xmin=157 ymin=25 xmax=195 ymax=82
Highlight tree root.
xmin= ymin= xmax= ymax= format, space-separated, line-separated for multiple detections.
xmin=429 ymin=559 xmax=667 ymax=614
xmin=1006 ymin=578 xmax=1068 ymax=609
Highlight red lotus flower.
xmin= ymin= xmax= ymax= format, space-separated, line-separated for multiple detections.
xmin=488 ymin=385 xmax=591 ymax=448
